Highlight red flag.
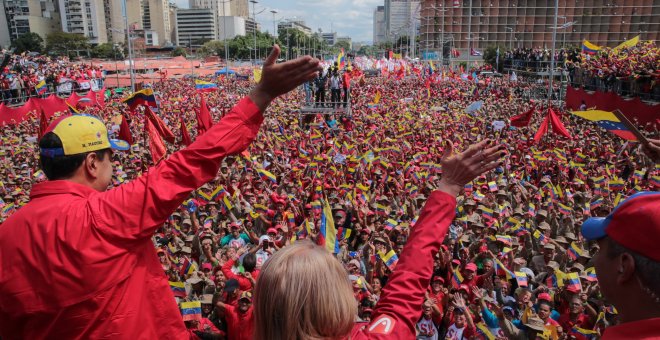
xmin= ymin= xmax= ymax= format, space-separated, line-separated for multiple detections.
xmin=145 ymin=115 xmax=166 ymax=162
xmin=196 ymin=93 xmax=213 ymax=134
xmin=510 ymin=105 xmax=535 ymax=127
xmin=180 ymin=116 xmax=192 ymax=146
xmin=533 ymin=113 xmax=550 ymax=143
xmin=145 ymin=106 xmax=175 ymax=144
xmin=38 ymin=108 xmax=49 ymax=139
xmin=118 ymin=114 xmax=134 ymax=145
xmin=548 ymin=107 xmax=572 ymax=139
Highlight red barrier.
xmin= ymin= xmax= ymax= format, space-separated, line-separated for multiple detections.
xmin=0 ymin=90 xmax=106 ymax=126
xmin=565 ymin=86 xmax=660 ymax=128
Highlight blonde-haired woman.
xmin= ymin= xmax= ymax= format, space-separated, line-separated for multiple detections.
xmin=253 ymin=139 xmax=505 ymax=340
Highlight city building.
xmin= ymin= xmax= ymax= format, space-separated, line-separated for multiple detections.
xmin=230 ymin=0 xmax=249 ymax=18
xmin=103 ymin=0 xmax=142 ymax=44
xmin=141 ymin=0 xmax=172 ymax=46
xmin=321 ymin=32 xmax=336 ymax=45
xmin=190 ymin=0 xmax=230 ymax=18
xmin=1 ymin=0 xmax=62 ymax=47
xmin=218 ymin=16 xmax=246 ymax=39
xmin=420 ymin=0 xmax=660 ymax=57
xmin=336 ymin=36 xmax=352 ymax=50
xmin=59 ymin=0 xmax=108 ymax=44
xmin=384 ymin=0 xmax=421 ymax=42
xmin=175 ymin=8 xmax=217 ymax=48
xmin=245 ymin=17 xmax=260 ymax=36
xmin=373 ymin=5 xmax=386 ymax=44
xmin=277 ymin=18 xmax=312 ymax=36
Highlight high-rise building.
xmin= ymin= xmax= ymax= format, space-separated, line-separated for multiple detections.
xmin=59 ymin=0 xmax=107 ymax=44
xmin=218 ymin=16 xmax=246 ymax=39
xmin=384 ymin=0 xmax=420 ymax=41
xmin=141 ymin=0 xmax=172 ymax=46
xmin=420 ymin=0 xmax=660 ymax=55
xmin=245 ymin=17 xmax=260 ymax=36
xmin=230 ymin=0 xmax=249 ymax=18
xmin=1 ymin=0 xmax=62 ymax=47
xmin=190 ymin=0 xmax=230 ymax=17
xmin=175 ymin=8 xmax=217 ymax=48
xmin=102 ymin=0 xmax=142 ymax=44
xmin=373 ymin=6 xmax=386 ymax=44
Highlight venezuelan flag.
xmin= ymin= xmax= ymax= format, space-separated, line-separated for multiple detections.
xmin=571 ymin=110 xmax=637 ymax=141
xmin=568 ymin=242 xmax=583 ymax=260
xmin=590 ymin=197 xmax=604 ymax=210
xmin=481 ymin=207 xmax=494 ymax=219
xmin=180 ymin=301 xmax=202 ymax=321
xmin=585 ymin=267 xmax=598 ymax=282
xmin=221 ymin=195 xmax=233 ymax=212
xmin=514 ymin=271 xmax=528 ymax=287
xmin=375 ymin=203 xmax=387 ymax=214
xmin=384 ymin=219 xmax=398 ymax=230
xmin=169 ymin=281 xmax=186 ymax=298
xmin=495 ymin=235 xmax=512 ymax=245
xmin=494 ymin=258 xmax=514 ymax=280
xmin=566 ymin=272 xmax=582 ymax=292
xmin=337 ymin=48 xmax=346 ymax=70
xmin=35 ymin=80 xmax=47 ymax=95
xmin=558 ymin=203 xmax=573 ymax=215
xmin=319 ymin=199 xmax=337 ymax=253
xmin=581 ymin=40 xmax=602 ymax=54
xmin=122 ymin=88 xmax=157 ymax=110
xmin=199 ymin=185 xmax=226 ymax=202
xmin=571 ymin=326 xmax=597 ymax=339
xmin=451 ymin=267 xmax=464 ymax=288
xmin=257 ymin=169 xmax=277 ymax=183
xmin=1 ymin=203 xmax=15 ymax=216
xmin=609 ymin=179 xmax=625 ymax=191
xmin=476 ymin=322 xmax=496 ymax=340
xmin=378 ymin=249 xmax=399 ymax=270
xmin=195 ymin=79 xmax=218 ymax=92
xmin=533 ymin=229 xmax=548 ymax=244
xmin=311 ymin=201 xmax=322 ymax=214
xmin=612 ymin=35 xmax=640 ymax=52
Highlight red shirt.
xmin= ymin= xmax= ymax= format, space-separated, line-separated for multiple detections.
xmin=221 ymin=258 xmax=260 ymax=291
xmin=349 ymin=191 xmax=457 ymax=339
xmin=224 ymin=305 xmax=254 ymax=340
xmin=558 ymin=312 xmax=593 ymax=331
xmin=601 ymin=317 xmax=660 ymax=340
xmin=0 ymin=97 xmax=263 ymax=339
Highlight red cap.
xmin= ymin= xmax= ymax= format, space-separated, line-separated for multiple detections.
xmin=465 ymin=263 xmax=477 ymax=272
xmin=267 ymin=228 xmax=278 ymax=234
xmin=458 ymin=284 xmax=470 ymax=292
xmin=582 ymin=192 xmax=660 ymax=261
xmin=537 ymin=293 xmax=552 ymax=302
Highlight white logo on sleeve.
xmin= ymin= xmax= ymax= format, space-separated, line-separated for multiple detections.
xmin=367 ymin=315 xmax=396 ymax=335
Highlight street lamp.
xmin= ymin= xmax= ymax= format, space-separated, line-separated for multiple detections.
xmin=505 ymin=27 xmax=513 ymax=51
xmin=249 ymin=0 xmax=258 ymax=65
xmin=548 ymin=20 xmax=577 ymax=48
xmin=121 ymin=0 xmax=134 ymax=92
xmin=220 ymin=0 xmax=230 ymax=72
xmin=270 ymin=10 xmax=278 ymax=44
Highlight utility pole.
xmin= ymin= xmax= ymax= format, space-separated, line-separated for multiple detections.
xmin=547 ymin=0 xmax=559 ymax=108
xmin=467 ymin=0 xmax=472 ymax=68
xmin=250 ymin=0 xmax=258 ymax=65
xmin=122 ymin=0 xmax=135 ymax=92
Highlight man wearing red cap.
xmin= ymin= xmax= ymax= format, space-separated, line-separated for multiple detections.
xmin=581 ymin=191 xmax=660 ymax=339
xmin=0 ymin=46 xmax=321 ymax=339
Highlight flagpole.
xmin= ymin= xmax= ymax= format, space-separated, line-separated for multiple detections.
xmin=547 ymin=0 xmax=559 ymax=109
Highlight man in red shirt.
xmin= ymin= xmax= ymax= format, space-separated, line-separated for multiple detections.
xmin=581 ymin=192 xmax=660 ymax=339
xmin=0 ymin=45 xmax=321 ymax=339
xmin=217 ymin=291 xmax=254 ymax=340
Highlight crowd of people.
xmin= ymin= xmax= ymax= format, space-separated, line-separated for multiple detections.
xmin=0 ymin=50 xmax=104 ymax=104
xmin=1 ymin=49 xmax=659 ymax=339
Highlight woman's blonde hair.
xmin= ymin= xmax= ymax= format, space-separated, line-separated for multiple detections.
xmin=253 ymin=241 xmax=357 ymax=340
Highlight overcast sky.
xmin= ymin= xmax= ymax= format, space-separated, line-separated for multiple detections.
xmin=173 ymin=0 xmax=381 ymax=43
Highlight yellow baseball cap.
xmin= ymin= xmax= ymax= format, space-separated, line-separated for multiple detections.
xmin=40 ymin=114 xmax=130 ymax=157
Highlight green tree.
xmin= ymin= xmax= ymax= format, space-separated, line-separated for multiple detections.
xmin=198 ymin=40 xmax=225 ymax=57
xmin=483 ymin=45 xmax=505 ymax=72
xmin=11 ymin=32 xmax=44 ymax=54
xmin=334 ymin=40 xmax=351 ymax=52
xmin=171 ymin=47 xmax=187 ymax=57
xmin=45 ymin=31 xmax=89 ymax=57
xmin=91 ymin=43 xmax=119 ymax=59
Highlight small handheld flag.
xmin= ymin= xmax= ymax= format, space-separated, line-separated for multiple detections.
xmin=180 ymin=301 xmax=202 ymax=321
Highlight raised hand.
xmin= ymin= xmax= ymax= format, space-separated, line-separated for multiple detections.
xmin=438 ymin=140 xmax=506 ymax=196
xmin=249 ymin=44 xmax=322 ymax=111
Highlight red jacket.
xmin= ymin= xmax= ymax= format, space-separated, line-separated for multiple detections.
xmin=221 ymin=257 xmax=260 ymax=291
xmin=351 ymin=190 xmax=456 ymax=339
xmin=0 ymin=97 xmax=263 ymax=339
xmin=224 ymin=305 xmax=254 ymax=340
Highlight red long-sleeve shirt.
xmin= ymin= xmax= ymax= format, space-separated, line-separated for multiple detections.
xmin=0 ymin=97 xmax=263 ymax=339
xmin=221 ymin=257 xmax=260 ymax=291
xmin=351 ymin=190 xmax=457 ymax=339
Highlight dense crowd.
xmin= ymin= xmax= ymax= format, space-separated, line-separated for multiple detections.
xmin=1 ymin=57 xmax=659 ymax=339
xmin=0 ymin=50 xmax=104 ymax=104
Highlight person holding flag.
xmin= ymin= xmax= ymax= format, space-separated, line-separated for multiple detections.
xmin=0 ymin=45 xmax=322 ymax=339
